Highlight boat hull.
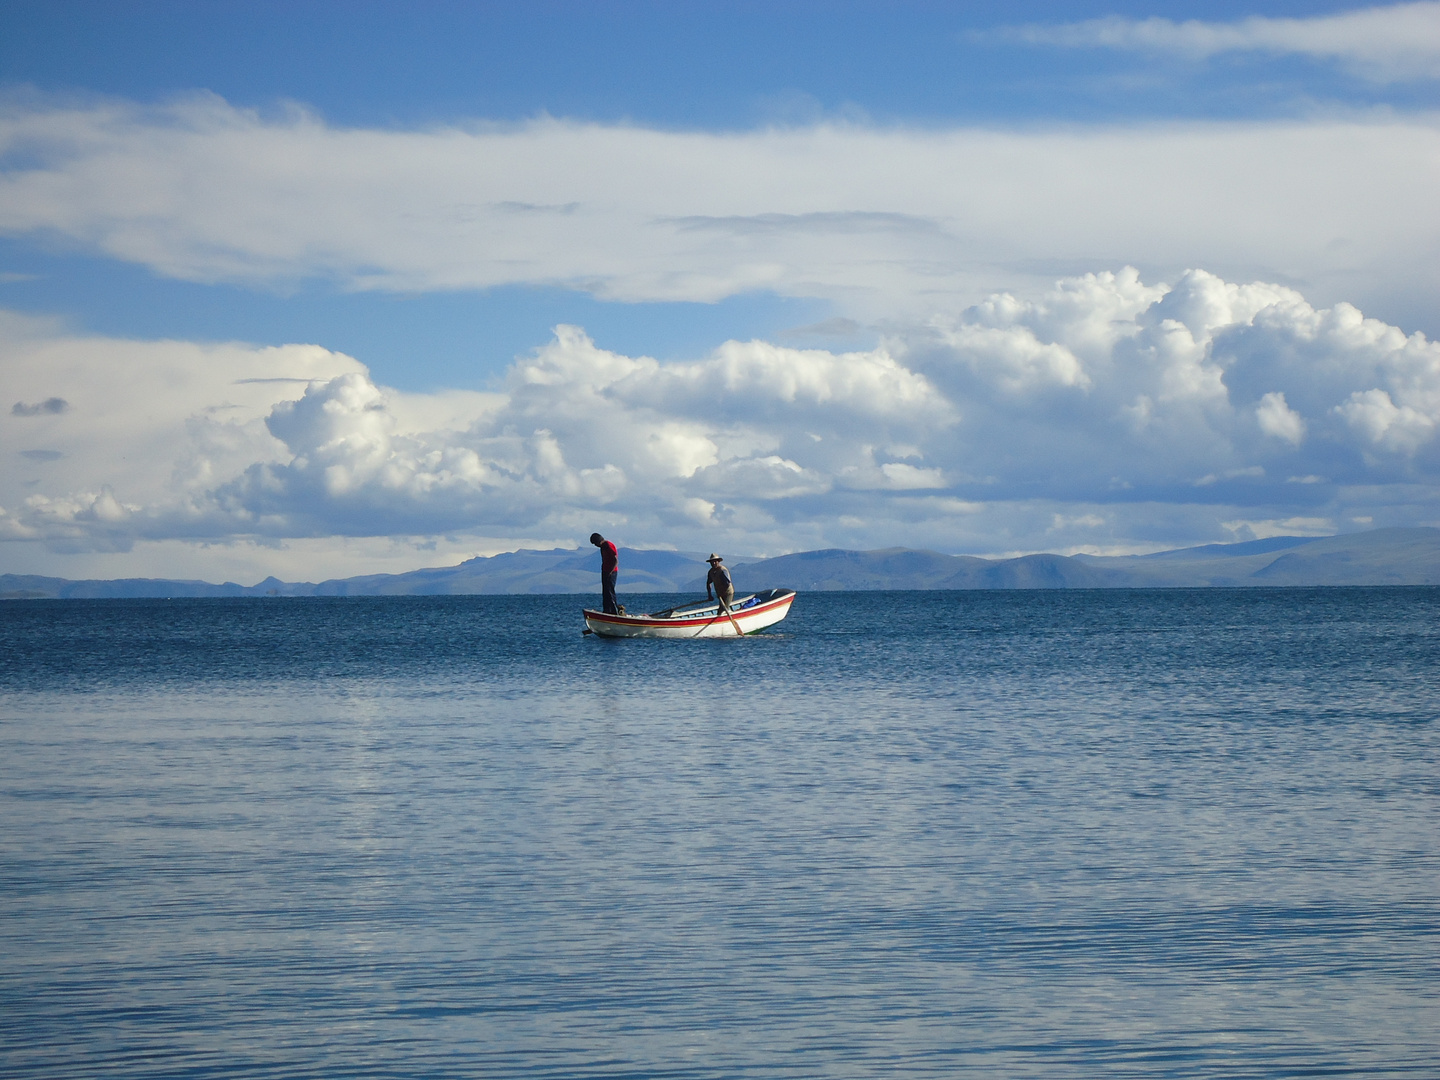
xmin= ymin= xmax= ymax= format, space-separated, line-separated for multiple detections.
xmin=584 ymin=589 xmax=796 ymax=639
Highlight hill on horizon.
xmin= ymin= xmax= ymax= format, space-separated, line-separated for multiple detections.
xmin=2 ymin=528 xmax=1437 ymax=599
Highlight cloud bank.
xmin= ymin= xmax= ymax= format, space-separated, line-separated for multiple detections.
xmin=993 ymin=2 xmax=1440 ymax=82
xmin=4 ymin=268 xmax=1438 ymax=573
xmin=1 ymin=95 xmax=1437 ymax=331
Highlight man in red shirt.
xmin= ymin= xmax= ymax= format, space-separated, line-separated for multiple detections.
xmin=590 ymin=532 xmax=619 ymax=614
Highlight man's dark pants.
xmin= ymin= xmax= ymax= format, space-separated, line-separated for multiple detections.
xmin=602 ymin=570 xmax=618 ymax=614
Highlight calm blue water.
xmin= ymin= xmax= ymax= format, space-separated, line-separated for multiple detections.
xmin=2 ymin=589 xmax=1437 ymax=1078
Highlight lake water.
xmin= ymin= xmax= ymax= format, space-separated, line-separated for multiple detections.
xmin=2 ymin=588 xmax=1437 ymax=1078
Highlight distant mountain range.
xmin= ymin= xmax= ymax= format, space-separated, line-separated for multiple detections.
xmin=741 ymin=528 xmax=1440 ymax=590
xmin=3 ymin=528 xmax=1437 ymax=600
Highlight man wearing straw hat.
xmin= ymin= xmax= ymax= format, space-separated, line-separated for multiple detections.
xmin=705 ymin=553 xmax=734 ymax=614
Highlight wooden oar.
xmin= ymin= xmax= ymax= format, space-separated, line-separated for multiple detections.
xmin=685 ymin=596 xmax=744 ymax=638
xmin=718 ymin=598 xmax=744 ymax=637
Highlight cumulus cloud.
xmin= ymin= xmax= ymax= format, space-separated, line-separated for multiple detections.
xmin=0 ymin=95 xmax=1437 ymax=330
xmin=1335 ymin=388 xmax=1436 ymax=451
xmin=1256 ymin=391 xmax=1306 ymax=445
xmin=204 ymin=328 xmax=947 ymax=540
xmin=909 ymin=269 xmax=1440 ymax=508
xmin=993 ymin=2 xmax=1440 ymax=82
xmin=3 ymin=266 xmax=1439 ymax=572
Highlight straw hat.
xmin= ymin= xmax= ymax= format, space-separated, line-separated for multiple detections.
xmin=706 ymin=553 xmax=723 ymax=563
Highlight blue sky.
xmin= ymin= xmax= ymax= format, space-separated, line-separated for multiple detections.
xmin=4 ymin=0 xmax=1435 ymax=386
xmin=1 ymin=2 xmax=1438 ymax=581
xmin=7 ymin=1 xmax=1406 ymax=130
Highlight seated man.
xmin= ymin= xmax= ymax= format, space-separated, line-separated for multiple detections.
xmin=705 ymin=553 xmax=733 ymax=613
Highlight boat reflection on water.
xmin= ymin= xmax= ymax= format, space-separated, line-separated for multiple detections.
xmin=583 ymin=588 xmax=796 ymax=638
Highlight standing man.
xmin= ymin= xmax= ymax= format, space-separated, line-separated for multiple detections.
xmin=705 ymin=553 xmax=733 ymax=613
xmin=591 ymin=532 xmax=619 ymax=614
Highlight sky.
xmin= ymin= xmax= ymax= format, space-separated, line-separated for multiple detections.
xmin=1 ymin=1 xmax=1438 ymax=583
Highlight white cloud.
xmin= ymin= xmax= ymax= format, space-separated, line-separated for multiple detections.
xmin=838 ymin=460 xmax=949 ymax=491
xmin=1 ymin=95 xmax=1437 ymax=331
xmin=4 ymin=266 xmax=1440 ymax=577
xmin=923 ymin=323 xmax=1090 ymax=394
xmin=1222 ymin=516 xmax=1337 ymax=540
xmin=1051 ymin=513 xmax=1108 ymax=531
xmin=1335 ymin=387 xmax=1437 ymax=451
xmin=0 ymin=312 xmax=369 ymax=551
xmin=995 ymin=2 xmax=1440 ymax=82
xmin=1256 ymin=391 xmax=1307 ymax=445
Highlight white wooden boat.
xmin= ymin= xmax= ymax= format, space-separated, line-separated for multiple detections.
xmin=583 ymin=588 xmax=796 ymax=639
